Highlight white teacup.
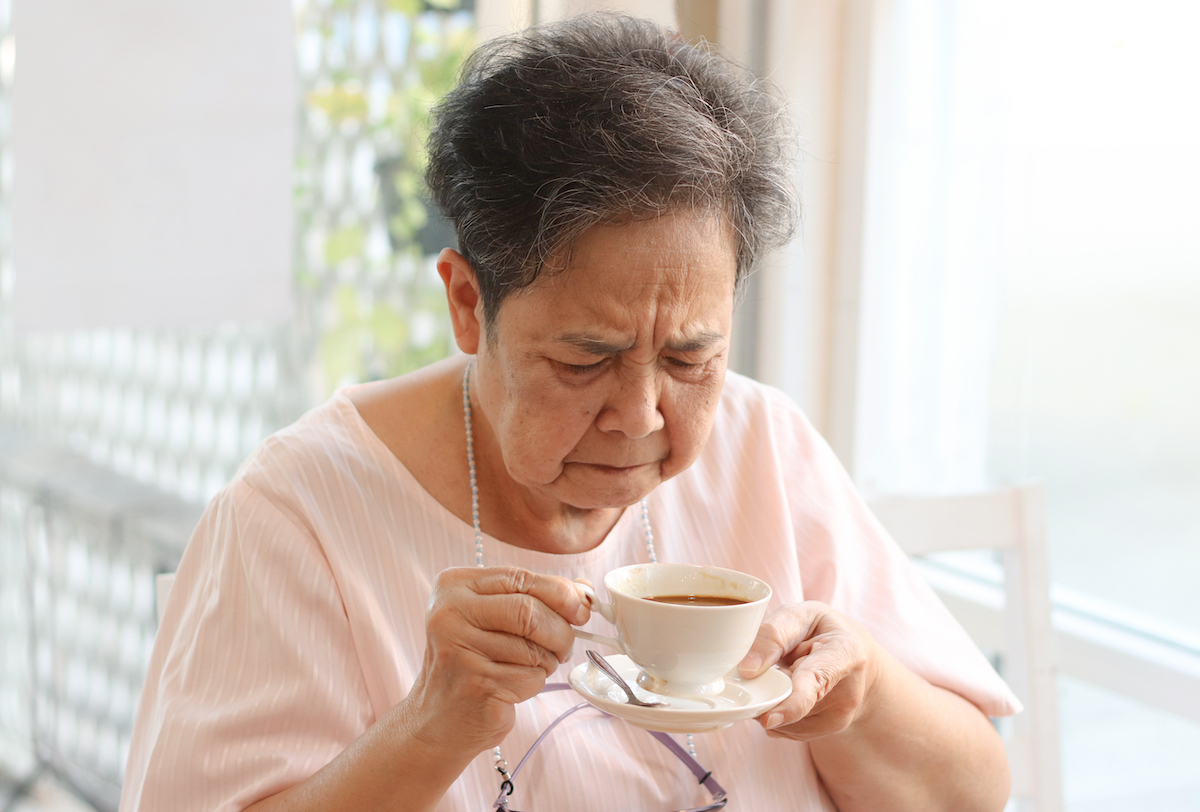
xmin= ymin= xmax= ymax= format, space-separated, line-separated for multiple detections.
xmin=574 ymin=563 xmax=771 ymax=698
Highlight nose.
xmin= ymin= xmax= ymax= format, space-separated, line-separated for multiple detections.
xmin=595 ymin=368 xmax=665 ymax=439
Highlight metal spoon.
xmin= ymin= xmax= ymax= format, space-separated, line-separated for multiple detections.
xmin=586 ymin=650 xmax=668 ymax=707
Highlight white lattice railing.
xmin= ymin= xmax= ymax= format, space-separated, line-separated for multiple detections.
xmin=0 ymin=1 xmax=469 ymax=508
xmin=0 ymin=426 xmax=201 ymax=811
xmin=0 ymin=2 xmax=471 ymax=808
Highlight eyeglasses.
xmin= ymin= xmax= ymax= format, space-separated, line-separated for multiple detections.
xmin=492 ymin=683 xmax=728 ymax=812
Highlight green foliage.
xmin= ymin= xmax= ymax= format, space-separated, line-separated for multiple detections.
xmin=299 ymin=0 xmax=471 ymax=395
xmin=324 ymin=226 xmax=366 ymax=266
xmin=307 ymin=86 xmax=370 ymax=123
xmin=388 ymin=0 xmax=466 ymax=12
xmin=320 ymin=285 xmax=452 ymax=388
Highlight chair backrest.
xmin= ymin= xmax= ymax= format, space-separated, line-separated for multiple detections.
xmin=869 ymin=485 xmax=1063 ymax=812
xmin=870 ymin=489 xmax=1029 ymax=555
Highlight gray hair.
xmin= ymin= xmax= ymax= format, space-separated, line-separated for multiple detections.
xmin=425 ymin=12 xmax=797 ymax=330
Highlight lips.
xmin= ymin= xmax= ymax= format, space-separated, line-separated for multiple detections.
xmin=569 ymin=460 xmax=659 ymax=471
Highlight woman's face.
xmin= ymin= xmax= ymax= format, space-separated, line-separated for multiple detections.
xmin=470 ymin=212 xmax=737 ymax=512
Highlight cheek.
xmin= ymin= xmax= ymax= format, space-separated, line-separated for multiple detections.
xmin=501 ymin=389 xmax=597 ymax=476
xmin=662 ymin=382 xmax=723 ymax=471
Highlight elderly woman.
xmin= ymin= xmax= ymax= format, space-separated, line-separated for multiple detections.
xmin=121 ymin=14 xmax=1018 ymax=812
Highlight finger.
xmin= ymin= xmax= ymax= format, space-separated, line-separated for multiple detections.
xmin=427 ymin=591 xmax=566 ymax=673
xmin=460 ymin=592 xmax=579 ymax=663
xmin=761 ymin=636 xmax=854 ymax=728
xmin=446 ymin=622 xmax=565 ymax=675
xmin=426 ymin=653 xmax=551 ymax=710
xmin=480 ymin=661 xmax=554 ymax=705
xmin=467 ymin=567 xmax=591 ymax=625
xmin=737 ymin=603 xmax=823 ymax=678
xmin=428 ymin=571 xmax=575 ymax=666
xmin=571 ymin=578 xmax=598 ymax=615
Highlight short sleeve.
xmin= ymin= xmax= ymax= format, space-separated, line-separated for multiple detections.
xmin=766 ymin=391 xmax=1022 ymax=718
xmin=120 ymin=480 xmax=375 ymax=812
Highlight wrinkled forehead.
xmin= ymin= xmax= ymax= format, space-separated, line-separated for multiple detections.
xmin=541 ymin=209 xmax=739 ymax=280
xmin=489 ymin=212 xmax=738 ymax=347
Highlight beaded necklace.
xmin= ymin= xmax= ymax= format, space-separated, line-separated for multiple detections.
xmin=462 ymin=359 xmax=657 ymax=567
xmin=460 ymin=360 xmax=699 ymax=788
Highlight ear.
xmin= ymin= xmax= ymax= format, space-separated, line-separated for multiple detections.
xmin=437 ymin=248 xmax=484 ymax=355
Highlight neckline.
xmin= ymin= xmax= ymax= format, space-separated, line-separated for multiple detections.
xmin=332 ymin=387 xmax=639 ymax=567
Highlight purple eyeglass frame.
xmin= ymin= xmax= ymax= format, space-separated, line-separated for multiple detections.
xmin=492 ymin=683 xmax=728 ymax=812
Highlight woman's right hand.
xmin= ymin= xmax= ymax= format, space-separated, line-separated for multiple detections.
xmin=399 ymin=566 xmax=591 ymax=758
xmin=241 ymin=566 xmax=587 ymax=812
xmin=242 ymin=566 xmax=589 ymax=812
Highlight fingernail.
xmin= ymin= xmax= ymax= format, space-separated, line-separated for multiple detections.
xmin=574 ymin=603 xmax=589 ymax=625
xmin=739 ymin=653 xmax=763 ymax=676
xmin=765 ymin=712 xmax=784 ymax=729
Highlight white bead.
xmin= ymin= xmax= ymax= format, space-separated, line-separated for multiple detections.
xmin=462 ymin=359 xmax=676 ymax=769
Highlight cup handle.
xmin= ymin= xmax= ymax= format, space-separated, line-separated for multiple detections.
xmin=572 ymin=582 xmax=623 ymax=653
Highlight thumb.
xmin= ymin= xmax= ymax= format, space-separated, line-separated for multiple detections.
xmin=738 ymin=603 xmax=825 ymax=678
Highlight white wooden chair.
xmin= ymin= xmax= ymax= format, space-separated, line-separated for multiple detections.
xmin=868 ymin=485 xmax=1062 ymax=812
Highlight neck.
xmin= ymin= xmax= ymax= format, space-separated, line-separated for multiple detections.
xmin=462 ymin=359 xmax=627 ymax=556
xmin=481 ymin=488 xmax=627 ymax=554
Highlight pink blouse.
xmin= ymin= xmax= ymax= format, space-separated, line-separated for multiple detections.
xmin=120 ymin=371 xmax=1019 ymax=812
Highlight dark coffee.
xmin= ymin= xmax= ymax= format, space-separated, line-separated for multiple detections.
xmin=644 ymin=594 xmax=749 ymax=606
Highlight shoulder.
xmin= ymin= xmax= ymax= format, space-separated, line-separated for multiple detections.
xmin=710 ymin=370 xmax=824 ymax=460
xmin=226 ymin=392 xmax=395 ymax=528
xmin=683 ymin=371 xmax=851 ymax=510
xmin=716 ymin=369 xmax=795 ymax=412
xmin=240 ymin=392 xmax=375 ymax=481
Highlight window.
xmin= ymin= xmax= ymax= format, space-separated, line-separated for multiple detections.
xmin=848 ymin=0 xmax=1200 ymax=807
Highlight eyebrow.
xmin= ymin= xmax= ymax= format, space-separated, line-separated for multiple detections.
xmin=555 ymin=330 xmax=725 ymax=356
xmin=556 ymin=334 xmax=634 ymax=355
xmin=666 ymin=330 xmax=725 ymax=353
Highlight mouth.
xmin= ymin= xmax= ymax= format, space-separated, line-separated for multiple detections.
xmin=572 ymin=461 xmax=658 ymax=474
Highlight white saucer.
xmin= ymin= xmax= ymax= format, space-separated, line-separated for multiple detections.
xmin=568 ymin=654 xmax=793 ymax=734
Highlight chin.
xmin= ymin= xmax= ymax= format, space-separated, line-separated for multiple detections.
xmin=558 ymin=480 xmax=657 ymax=512
xmin=544 ymin=458 xmax=678 ymax=511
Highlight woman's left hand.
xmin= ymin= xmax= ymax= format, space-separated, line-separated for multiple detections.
xmin=737 ymin=601 xmax=881 ymax=741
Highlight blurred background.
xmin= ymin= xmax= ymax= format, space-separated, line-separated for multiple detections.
xmin=0 ymin=0 xmax=1196 ymax=810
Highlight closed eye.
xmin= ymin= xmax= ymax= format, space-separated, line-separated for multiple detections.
xmin=557 ymin=359 xmax=607 ymax=375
